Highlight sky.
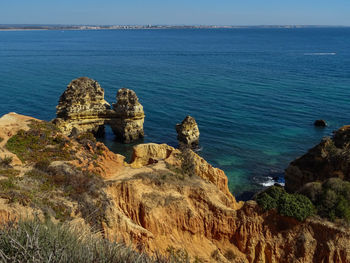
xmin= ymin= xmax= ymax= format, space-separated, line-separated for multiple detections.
xmin=1 ymin=0 xmax=350 ymax=26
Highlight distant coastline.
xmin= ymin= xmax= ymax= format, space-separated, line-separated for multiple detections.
xmin=0 ymin=24 xmax=349 ymax=31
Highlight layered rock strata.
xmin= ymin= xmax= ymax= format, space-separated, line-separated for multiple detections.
xmin=110 ymin=88 xmax=145 ymax=143
xmin=53 ymin=77 xmax=144 ymax=143
xmin=176 ymin=115 xmax=200 ymax=148
xmin=285 ymin=125 xmax=350 ymax=192
xmin=54 ymin=77 xmax=111 ymax=136
xmin=2 ymin=113 xmax=350 ymax=262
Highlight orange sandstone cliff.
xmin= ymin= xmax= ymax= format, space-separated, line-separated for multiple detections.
xmin=0 ymin=113 xmax=349 ymax=263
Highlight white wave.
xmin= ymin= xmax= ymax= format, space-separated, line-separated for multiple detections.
xmin=260 ymin=177 xmax=275 ymax=187
xmin=304 ymin=52 xmax=336 ymax=56
xmin=259 ymin=176 xmax=285 ymax=187
xmin=194 ymin=146 xmax=203 ymax=152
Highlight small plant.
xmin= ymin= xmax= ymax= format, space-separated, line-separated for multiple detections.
xmin=166 ymin=246 xmax=191 ymax=263
xmin=0 ymin=190 xmax=33 ymax=206
xmin=0 ymin=136 xmax=3 ymax=143
xmin=180 ymin=148 xmax=196 ymax=177
xmin=0 ymin=176 xmax=18 ymax=191
xmin=224 ymin=249 xmax=236 ymax=261
xmin=0 ymin=168 xmax=20 ymax=177
xmin=0 ymin=155 xmax=13 ymax=167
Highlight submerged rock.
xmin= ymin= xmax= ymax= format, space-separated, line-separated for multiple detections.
xmin=110 ymin=88 xmax=145 ymax=143
xmin=53 ymin=77 xmax=145 ymax=143
xmin=176 ymin=116 xmax=200 ymax=148
xmin=314 ymin=119 xmax=327 ymax=127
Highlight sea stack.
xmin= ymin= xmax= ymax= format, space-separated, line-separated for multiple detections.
xmin=53 ymin=77 xmax=145 ymax=143
xmin=176 ymin=115 xmax=200 ymax=148
xmin=53 ymin=77 xmax=111 ymax=136
xmin=110 ymin=88 xmax=145 ymax=143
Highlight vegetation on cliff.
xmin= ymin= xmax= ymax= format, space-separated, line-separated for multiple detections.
xmin=256 ymin=186 xmax=315 ymax=221
xmin=0 ymin=219 xmax=175 ymax=263
xmin=258 ymin=181 xmax=350 ymax=224
xmin=1 ymin=112 xmax=350 ymax=262
xmin=299 ymin=178 xmax=350 ymax=223
xmin=6 ymin=121 xmax=72 ymax=163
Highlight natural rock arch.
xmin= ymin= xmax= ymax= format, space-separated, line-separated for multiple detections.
xmin=53 ymin=77 xmax=145 ymax=143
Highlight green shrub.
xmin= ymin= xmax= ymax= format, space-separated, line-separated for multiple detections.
xmin=0 ymin=136 xmax=3 ymax=143
xmin=300 ymin=178 xmax=350 ymax=223
xmin=0 ymin=219 xmax=171 ymax=263
xmin=256 ymin=186 xmax=315 ymax=221
xmin=278 ymin=193 xmax=315 ymax=221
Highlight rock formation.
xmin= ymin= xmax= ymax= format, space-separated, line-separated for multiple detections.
xmin=54 ymin=77 xmax=111 ymax=136
xmin=176 ymin=116 xmax=200 ymax=148
xmin=110 ymin=88 xmax=145 ymax=143
xmin=53 ymin=77 xmax=145 ymax=143
xmin=314 ymin=119 xmax=327 ymax=127
xmin=285 ymin=125 xmax=350 ymax=192
xmin=2 ymin=113 xmax=350 ymax=263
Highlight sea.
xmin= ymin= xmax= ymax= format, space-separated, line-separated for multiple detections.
xmin=1 ymin=28 xmax=350 ymax=200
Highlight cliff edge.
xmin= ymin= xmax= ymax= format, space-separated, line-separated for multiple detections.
xmin=0 ymin=113 xmax=349 ymax=263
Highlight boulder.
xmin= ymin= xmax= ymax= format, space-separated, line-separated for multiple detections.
xmin=314 ymin=119 xmax=327 ymax=127
xmin=176 ymin=116 xmax=200 ymax=148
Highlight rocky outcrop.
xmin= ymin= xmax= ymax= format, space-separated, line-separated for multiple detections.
xmin=53 ymin=77 xmax=145 ymax=143
xmin=2 ymin=113 xmax=350 ymax=263
xmin=176 ymin=116 xmax=200 ymax=148
xmin=285 ymin=125 xmax=350 ymax=192
xmin=110 ymin=88 xmax=145 ymax=143
xmin=54 ymin=77 xmax=111 ymax=136
xmin=0 ymin=112 xmax=39 ymax=165
xmin=102 ymin=143 xmax=350 ymax=263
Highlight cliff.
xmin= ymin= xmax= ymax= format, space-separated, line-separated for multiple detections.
xmin=1 ymin=113 xmax=350 ymax=262
xmin=285 ymin=125 xmax=350 ymax=192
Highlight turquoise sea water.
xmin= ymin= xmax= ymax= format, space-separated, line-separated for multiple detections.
xmin=1 ymin=28 xmax=350 ymax=199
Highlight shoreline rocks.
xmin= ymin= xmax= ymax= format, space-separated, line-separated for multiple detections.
xmin=285 ymin=125 xmax=350 ymax=192
xmin=53 ymin=77 xmax=145 ymax=143
xmin=176 ymin=116 xmax=200 ymax=148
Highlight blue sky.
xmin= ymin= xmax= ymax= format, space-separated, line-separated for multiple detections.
xmin=1 ymin=0 xmax=350 ymax=25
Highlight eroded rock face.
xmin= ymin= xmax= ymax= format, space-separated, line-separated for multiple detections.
xmin=103 ymin=143 xmax=350 ymax=263
xmin=110 ymin=88 xmax=145 ymax=143
xmin=285 ymin=125 xmax=350 ymax=192
xmin=3 ymin=114 xmax=350 ymax=263
xmin=176 ymin=116 xmax=200 ymax=148
xmin=53 ymin=78 xmax=144 ymax=143
xmin=54 ymin=77 xmax=111 ymax=136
